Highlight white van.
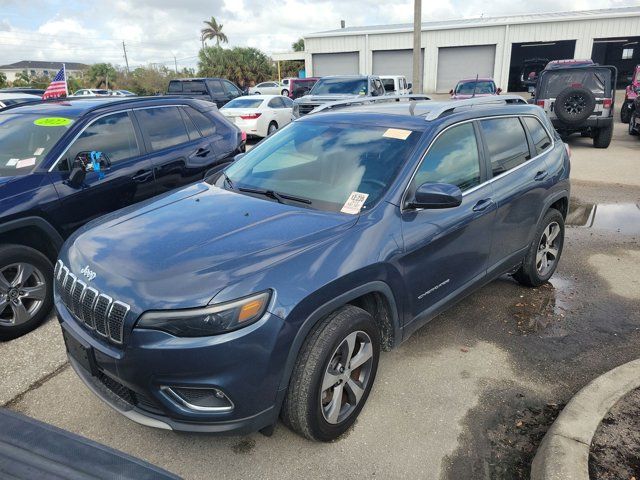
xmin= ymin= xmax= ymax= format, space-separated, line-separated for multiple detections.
xmin=379 ymin=75 xmax=412 ymax=95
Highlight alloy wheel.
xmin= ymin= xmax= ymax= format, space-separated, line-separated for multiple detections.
xmin=536 ymin=222 xmax=561 ymax=277
xmin=563 ymin=95 xmax=586 ymax=116
xmin=0 ymin=262 xmax=47 ymax=326
xmin=320 ymin=331 xmax=374 ymax=424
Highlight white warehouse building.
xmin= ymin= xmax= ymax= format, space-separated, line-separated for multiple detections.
xmin=287 ymin=6 xmax=640 ymax=93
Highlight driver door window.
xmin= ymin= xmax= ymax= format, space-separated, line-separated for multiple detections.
xmin=65 ymin=112 xmax=139 ymax=167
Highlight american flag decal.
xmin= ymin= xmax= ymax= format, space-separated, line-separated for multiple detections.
xmin=42 ymin=66 xmax=68 ymax=100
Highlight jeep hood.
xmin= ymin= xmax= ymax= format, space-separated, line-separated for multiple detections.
xmin=65 ymin=183 xmax=357 ymax=310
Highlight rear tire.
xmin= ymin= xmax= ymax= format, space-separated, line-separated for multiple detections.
xmin=281 ymin=89 xmax=289 ymax=96
xmin=593 ymin=123 xmax=613 ymax=148
xmin=630 ymin=116 xmax=639 ymax=136
xmin=0 ymin=245 xmax=53 ymax=341
xmin=513 ymin=208 xmax=564 ymax=288
xmin=267 ymin=121 xmax=278 ymax=135
xmin=281 ymin=305 xmax=380 ymax=441
xmin=621 ymin=102 xmax=631 ymax=124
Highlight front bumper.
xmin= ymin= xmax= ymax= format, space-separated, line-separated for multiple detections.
xmin=56 ymin=296 xmax=288 ymax=434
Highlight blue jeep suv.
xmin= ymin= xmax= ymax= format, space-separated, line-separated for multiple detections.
xmin=0 ymin=96 xmax=244 ymax=340
xmin=56 ymin=96 xmax=570 ymax=441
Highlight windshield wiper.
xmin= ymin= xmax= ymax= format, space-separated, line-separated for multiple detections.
xmin=238 ymin=187 xmax=312 ymax=205
xmin=221 ymin=172 xmax=235 ymax=190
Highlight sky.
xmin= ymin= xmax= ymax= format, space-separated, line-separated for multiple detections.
xmin=0 ymin=0 xmax=637 ymax=69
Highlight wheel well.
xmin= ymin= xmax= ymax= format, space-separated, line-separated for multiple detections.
xmin=549 ymin=197 xmax=568 ymax=219
xmin=347 ymin=292 xmax=395 ymax=351
xmin=0 ymin=226 xmax=58 ymax=263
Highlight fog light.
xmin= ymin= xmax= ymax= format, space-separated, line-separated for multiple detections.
xmin=161 ymin=386 xmax=234 ymax=412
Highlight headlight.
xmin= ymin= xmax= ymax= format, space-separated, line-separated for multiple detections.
xmin=136 ymin=291 xmax=270 ymax=337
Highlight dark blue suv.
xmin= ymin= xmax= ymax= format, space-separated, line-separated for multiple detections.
xmin=0 ymin=96 xmax=244 ymax=340
xmin=56 ymin=96 xmax=570 ymax=441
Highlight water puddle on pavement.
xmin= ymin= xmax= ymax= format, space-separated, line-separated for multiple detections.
xmin=567 ymin=200 xmax=640 ymax=235
xmin=509 ymin=276 xmax=576 ymax=336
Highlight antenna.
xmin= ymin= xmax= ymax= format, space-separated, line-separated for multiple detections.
xmin=471 ymin=74 xmax=479 ymax=98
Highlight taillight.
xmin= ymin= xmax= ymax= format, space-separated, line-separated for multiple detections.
xmin=536 ymin=100 xmax=545 ymax=107
xmin=603 ymin=98 xmax=612 ymax=109
xmin=240 ymin=113 xmax=261 ymax=120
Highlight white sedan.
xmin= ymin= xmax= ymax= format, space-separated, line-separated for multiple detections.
xmin=0 ymin=93 xmax=41 ymax=109
xmin=248 ymin=81 xmax=282 ymax=96
xmin=220 ymin=95 xmax=298 ymax=138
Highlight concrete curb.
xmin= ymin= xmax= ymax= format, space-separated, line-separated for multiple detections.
xmin=531 ymin=358 xmax=640 ymax=480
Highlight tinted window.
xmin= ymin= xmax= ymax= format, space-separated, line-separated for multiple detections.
xmin=184 ymin=106 xmax=216 ymax=137
xmin=180 ymin=107 xmax=201 ymax=141
xmin=539 ymin=68 xmax=611 ymax=98
xmin=136 ymin=107 xmax=189 ymax=151
xmin=381 ymin=79 xmax=395 ymax=92
xmin=310 ymin=77 xmax=368 ymax=95
xmin=182 ymin=81 xmax=206 ymax=94
xmin=523 ymin=116 xmax=552 ymax=155
xmin=223 ymin=81 xmax=242 ymax=96
xmin=282 ymin=97 xmax=294 ymax=108
xmin=455 ymin=81 xmax=495 ymax=95
xmin=268 ymin=98 xmax=285 ymax=108
xmin=207 ymin=80 xmax=225 ymax=95
xmin=412 ymin=123 xmax=481 ymax=192
xmin=224 ymin=98 xmax=263 ymax=109
xmin=168 ymin=81 xmax=183 ymax=93
xmin=480 ymin=117 xmax=531 ymax=176
xmin=67 ymin=112 xmax=139 ymax=164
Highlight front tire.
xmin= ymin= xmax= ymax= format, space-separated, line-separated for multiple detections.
xmin=281 ymin=305 xmax=380 ymax=441
xmin=0 ymin=245 xmax=53 ymax=341
xmin=513 ymin=208 xmax=564 ymax=288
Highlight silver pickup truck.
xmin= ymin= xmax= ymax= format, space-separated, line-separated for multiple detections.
xmin=294 ymin=75 xmax=386 ymax=115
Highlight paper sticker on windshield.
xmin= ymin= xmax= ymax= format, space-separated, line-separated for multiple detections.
xmin=33 ymin=147 xmax=45 ymax=156
xmin=16 ymin=158 xmax=36 ymax=168
xmin=383 ymin=128 xmax=412 ymax=140
xmin=341 ymin=191 xmax=369 ymax=215
xmin=7 ymin=159 xmax=19 ymax=167
xmin=33 ymin=117 xmax=73 ymax=127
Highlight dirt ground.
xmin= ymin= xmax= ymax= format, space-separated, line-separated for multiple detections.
xmin=590 ymin=388 xmax=640 ymax=480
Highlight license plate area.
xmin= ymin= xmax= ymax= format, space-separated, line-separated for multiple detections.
xmin=63 ymin=329 xmax=98 ymax=376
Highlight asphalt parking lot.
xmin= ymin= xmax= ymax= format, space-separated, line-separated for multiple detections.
xmin=1 ymin=116 xmax=639 ymax=479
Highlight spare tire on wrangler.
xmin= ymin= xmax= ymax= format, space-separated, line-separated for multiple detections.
xmin=554 ymin=87 xmax=596 ymax=125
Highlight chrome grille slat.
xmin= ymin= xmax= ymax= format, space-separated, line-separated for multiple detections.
xmin=56 ymin=261 xmax=129 ymax=345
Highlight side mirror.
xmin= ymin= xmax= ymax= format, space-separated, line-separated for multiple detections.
xmin=497 ymin=88 xmax=502 ymax=94
xmin=69 ymin=163 xmax=87 ymax=187
xmin=449 ymin=89 xmax=454 ymax=95
xmin=407 ymin=82 xmax=412 ymax=90
xmin=407 ymin=182 xmax=462 ymax=209
xmin=234 ymin=152 xmax=246 ymax=162
xmin=68 ymin=151 xmax=111 ymax=186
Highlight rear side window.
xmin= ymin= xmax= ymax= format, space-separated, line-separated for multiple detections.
xmin=268 ymin=98 xmax=285 ymax=108
xmin=480 ymin=117 xmax=531 ymax=176
xmin=207 ymin=80 xmax=225 ymax=95
xmin=180 ymin=107 xmax=201 ymax=141
xmin=523 ymin=116 xmax=552 ymax=155
xmin=183 ymin=81 xmax=207 ymax=94
xmin=413 ymin=123 xmax=481 ymax=192
xmin=67 ymin=112 xmax=139 ymax=164
xmin=184 ymin=106 xmax=217 ymax=137
xmin=136 ymin=107 xmax=189 ymax=151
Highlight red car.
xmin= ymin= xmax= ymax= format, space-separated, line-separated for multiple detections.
xmin=621 ymin=64 xmax=640 ymax=124
xmin=450 ymin=78 xmax=501 ymax=99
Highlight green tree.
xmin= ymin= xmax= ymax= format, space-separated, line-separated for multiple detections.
xmin=292 ymin=38 xmax=304 ymax=52
xmin=11 ymin=70 xmax=31 ymax=87
xmin=87 ymin=63 xmax=117 ymax=88
xmin=198 ymin=46 xmax=274 ymax=87
xmin=201 ymin=17 xmax=228 ymax=48
xmin=0 ymin=72 xmax=7 ymax=88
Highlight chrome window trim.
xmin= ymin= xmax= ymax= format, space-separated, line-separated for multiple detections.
xmin=160 ymin=386 xmax=235 ymax=413
xmin=400 ymin=113 xmax=555 ymax=212
xmin=47 ymin=105 xmax=185 ymax=172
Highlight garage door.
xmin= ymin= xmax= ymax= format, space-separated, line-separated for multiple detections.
xmin=372 ymin=49 xmax=424 ymax=80
xmin=436 ymin=45 xmax=496 ymax=93
xmin=312 ymin=52 xmax=359 ymax=76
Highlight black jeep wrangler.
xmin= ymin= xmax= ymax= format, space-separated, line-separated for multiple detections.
xmin=533 ymin=61 xmax=617 ymax=148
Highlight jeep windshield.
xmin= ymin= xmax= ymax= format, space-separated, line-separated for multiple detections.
xmin=538 ymin=68 xmax=611 ymax=98
xmin=219 ymin=120 xmax=421 ymax=213
xmin=0 ymin=113 xmax=74 ymax=177
xmin=309 ymin=78 xmax=369 ymax=96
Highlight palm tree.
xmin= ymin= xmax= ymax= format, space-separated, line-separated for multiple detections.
xmin=201 ymin=17 xmax=228 ymax=48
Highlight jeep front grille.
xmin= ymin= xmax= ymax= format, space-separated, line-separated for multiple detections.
xmin=54 ymin=260 xmax=130 ymax=344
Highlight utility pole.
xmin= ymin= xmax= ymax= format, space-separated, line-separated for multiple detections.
xmin=174 ymin=55 xmax=178 ymax=74
xmin=412 ymin=0 xmax=422 ymax=94
xmin=122 ymin=41 xmax=130 ymax=73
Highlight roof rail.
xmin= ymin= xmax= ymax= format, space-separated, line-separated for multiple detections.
xmin=423 ymin=95 xmax=528 ymax=121
xmin=309 ymin=94 xmax=432 ymax=114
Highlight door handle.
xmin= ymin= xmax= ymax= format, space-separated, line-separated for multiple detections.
xmin=195 ymin=147 xmax=211 ymax=157
xmin=132 ymin=170 xmax=153 ymax=183
xmin=472 ymin=198 xmax=494 ymax=212
xmin=534 ymin=170 xmax=548 ymax=181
